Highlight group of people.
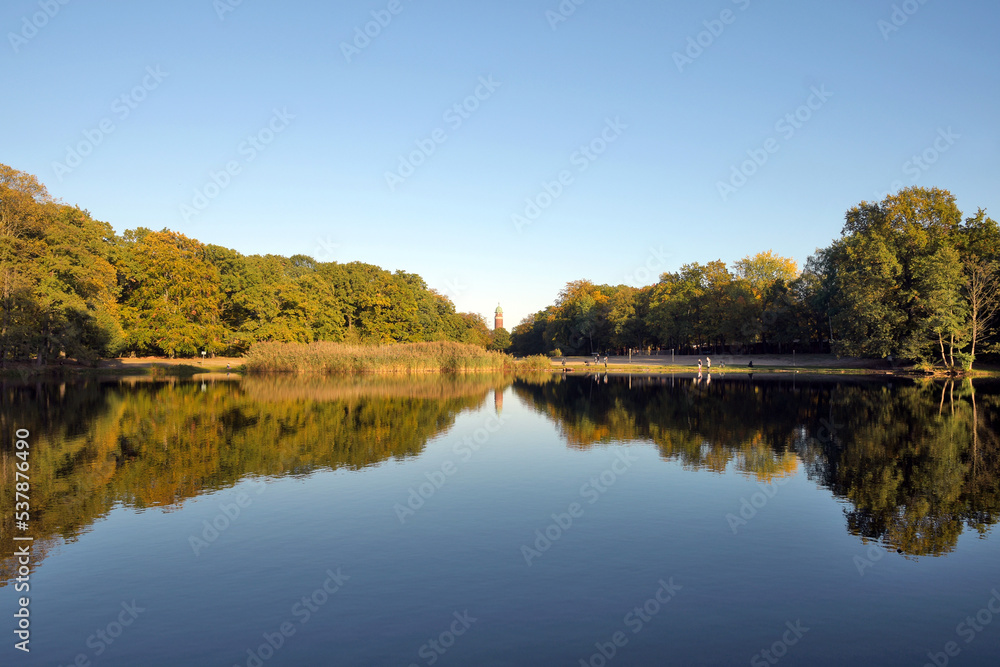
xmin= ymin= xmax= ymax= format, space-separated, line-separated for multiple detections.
xmin=697 ymin=357 xmax=751 ymax=371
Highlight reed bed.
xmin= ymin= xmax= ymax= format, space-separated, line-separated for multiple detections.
xmin=243 ymin=341 xmax=551 ymax=374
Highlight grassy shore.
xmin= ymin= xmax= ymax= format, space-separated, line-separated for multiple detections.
xmin=550 ymin=353 xmax=1000 ymax=377
xmin=6 ymin=350 xmax=994 ymax=379
xmin=243 ymin=341 xmax=550 ymax=374
xmin=0 ymin=356 xmax=244 ymax=379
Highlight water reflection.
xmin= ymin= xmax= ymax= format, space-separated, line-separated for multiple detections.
xmin=514 ymin=373 xmax=1000 ymax=556
xmin=0 ymin=374 xmax=506 ymax=584
xmin=2 ymin=372 xmax=998 ymax=587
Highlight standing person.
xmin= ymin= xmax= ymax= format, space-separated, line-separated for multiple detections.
xmin=698 ymin=359 xmax=703 ymax=372
xmin=707 ymin=356 xmax=711 ymax=370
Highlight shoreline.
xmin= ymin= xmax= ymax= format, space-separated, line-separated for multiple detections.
xmin=3 ymin=353 xmax=997 ymax=379
xmin=550 ymin=354 xmax=998 ymax=378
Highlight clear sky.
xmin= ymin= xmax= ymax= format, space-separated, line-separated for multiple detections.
xmin=3 ymin=0 xmax=998 ymax=330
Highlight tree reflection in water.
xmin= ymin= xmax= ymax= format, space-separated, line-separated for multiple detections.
xmin=513 ymin=373 xmax=1000 ymax=557
xmin=2 ymin=372 xmax=997 ymax=586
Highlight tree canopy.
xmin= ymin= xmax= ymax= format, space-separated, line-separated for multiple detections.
xmin=512 ymin=187 xmax=1000 ymax=370
xmin=5 ymin=162 xmax=998 ymax=370
xmin=0 ymin=163 xmax=492 ymax=362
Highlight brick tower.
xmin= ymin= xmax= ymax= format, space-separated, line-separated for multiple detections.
xmin=494 ymin=303 xmax=503 ymax=330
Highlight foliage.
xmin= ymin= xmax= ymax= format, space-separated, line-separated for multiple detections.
xmin=512 ymin=374 xmax=1000 ymax=556
xmin=489 ymin=326 xmax=512 ymax=351
xmin=510 ymin=187 xmax=1000 ymax=370
xmin=0 ymin=163 xmax=497 ymax=363
xmin=6 ymin=161 xmax=1000 ymax=371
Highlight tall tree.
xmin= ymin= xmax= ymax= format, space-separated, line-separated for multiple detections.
xmin=118 ymin=230 xmax=225 ymax=356
xmin=0 ymin=165 xmax=52 ymax=364
xmin=964 ymin=258 xmax=1000 ymax=366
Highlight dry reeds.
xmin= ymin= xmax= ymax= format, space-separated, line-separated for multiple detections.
xmin=243 ymin=341 xmax=551 ymax=374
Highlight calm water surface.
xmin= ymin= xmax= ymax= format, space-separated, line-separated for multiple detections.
xmin=2 ymin=372 xmax=999 ymax=666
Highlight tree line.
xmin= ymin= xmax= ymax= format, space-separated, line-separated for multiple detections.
xmin=0 ymin=163 xmax=501 ymax=362
xmin=511 ymin=187 xmax=1000 ymax=370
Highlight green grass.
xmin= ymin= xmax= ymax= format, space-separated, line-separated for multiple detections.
xmin=243 ymin=341 xmax=551 ymax=374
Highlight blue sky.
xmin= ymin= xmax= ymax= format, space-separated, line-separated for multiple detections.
xmin=3 ymin=0 xmax=998 ymax=329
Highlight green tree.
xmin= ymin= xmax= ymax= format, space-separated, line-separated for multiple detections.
xmin=906 ymin=245 xmax=968 ymax=368
xmin=0 ymin=164 xmax=51 ymax=363
xmin=964 ymin=258 xmax=1000 ymax=366
xmin=34 ymin=206 xmax=124 ymax=362
xmin=118 ymin=230 xmax=225 ymax=357
xmin=489 ymin=327 xmax=511 ymax=351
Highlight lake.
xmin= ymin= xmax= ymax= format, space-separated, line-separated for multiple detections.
xmin=2 ymin=372 xmax=999 ymax=666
